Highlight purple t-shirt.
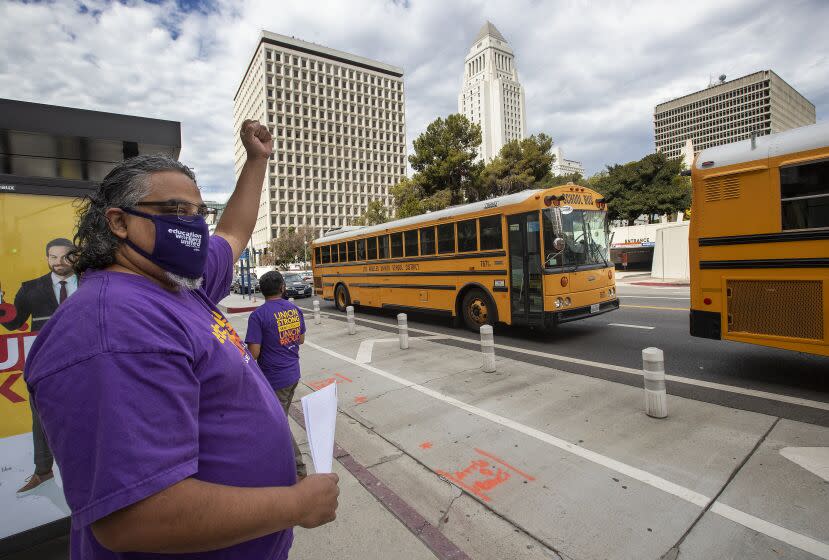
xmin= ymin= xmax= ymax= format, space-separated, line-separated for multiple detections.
xmin=245 ymin=299 xmax=306 ymax=391
xmin=25 ymin=236 xmax=296 ymax=560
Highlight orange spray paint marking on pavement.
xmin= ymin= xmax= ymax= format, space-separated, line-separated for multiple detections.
xmin=435 ymin=448 xmax=535 ymax=503
xmin=354 ymin=395 xmax=368 ymax=404
xmin=419 ymin=441 xmax=433 ymax=449
xmin=308 ymin=373 xmax=353 ymax=390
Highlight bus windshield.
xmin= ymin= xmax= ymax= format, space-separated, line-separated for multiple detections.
xmin=543 ymin=208 xmax=610 ymax=268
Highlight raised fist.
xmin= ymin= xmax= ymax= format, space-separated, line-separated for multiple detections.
xmin=240 ymin=119 xmax=273 ymax=161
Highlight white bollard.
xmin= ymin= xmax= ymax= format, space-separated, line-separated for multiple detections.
xmin=313 ymin=300 xmax=321 ymax=325
xmin=642 ymin=347 xmax=668 ymax=418
xmin=346 ymin=306 xmax=356 ymax=335
xmin=397 ymin=313 xmax=409 ymax=350
xmin=480 ymin=325 xmax=496 ymax=372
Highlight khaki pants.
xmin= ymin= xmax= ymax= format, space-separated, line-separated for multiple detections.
xmin=275 ymin=382 xmax=307 ymax=477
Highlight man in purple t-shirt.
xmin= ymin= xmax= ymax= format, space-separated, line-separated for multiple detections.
xmin=24 ymin=120 xmax=338 ymax=559
xmin=245 ymin=271 xmax=308 ymax=478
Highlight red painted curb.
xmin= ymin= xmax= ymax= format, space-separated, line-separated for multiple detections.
xmin=630 ymin=281 xmax=690 ymax=287
xmin=288 ymin=404 xmax=472 ymax=560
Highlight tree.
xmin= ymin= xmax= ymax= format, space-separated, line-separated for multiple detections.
xmin=408 ymin=114 xmax=484 ymax=205
xmin=261 ymin=226 xmax=315 ymax=266
xmin=355 ymin=199 xmax=389 ymax=226
xmin=591 ymin=152 xmax=690 ymax=225
xmin=479 ymin=133 xmax=555 ymax=198
xmin=390 ymin=178 xmax=453 ymax=219
xmin=541 ymin=172 xmax=588 ymax=188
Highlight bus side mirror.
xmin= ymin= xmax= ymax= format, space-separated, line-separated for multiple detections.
xmin=553 ymin=238 xmax=565 ymax=251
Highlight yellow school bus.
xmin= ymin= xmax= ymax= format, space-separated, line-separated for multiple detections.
xmin=689 ymin=121 xmax=829 ymax=356
xmin=311 ymin=185 xmax=618 ymax=330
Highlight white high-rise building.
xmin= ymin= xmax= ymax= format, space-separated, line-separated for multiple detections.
xmin=234 ymin=31 xmax=407 ymax=252
xmin=550 ymin=146 xmax=585 ymax=177
xmin=458 ymin=21 xmax=526 ymax=162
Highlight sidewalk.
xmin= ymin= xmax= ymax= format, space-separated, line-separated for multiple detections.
xmin=615 ymin=271 xmax=689 ymax=287
xmin=244 ymin=303 xmax=828 ymax=560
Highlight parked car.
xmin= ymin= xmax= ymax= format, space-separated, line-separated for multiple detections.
xmin=300 ymin=271 xmax=313 ymax=284
xmin=232 ymin=273 xmax=259 ymax=294
xmin=283 ymin=273 xmax=312 ymax=298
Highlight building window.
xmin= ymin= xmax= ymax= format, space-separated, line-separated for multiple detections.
xmin=780 ymin=160 xmax=829 ymax=230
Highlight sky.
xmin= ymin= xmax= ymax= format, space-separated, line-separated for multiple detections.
xmin=1 ymin=0 xmax=827 ymax=201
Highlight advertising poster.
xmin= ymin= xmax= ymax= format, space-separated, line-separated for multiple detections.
xmin=1 ymin=193 xmax=76 ymax=540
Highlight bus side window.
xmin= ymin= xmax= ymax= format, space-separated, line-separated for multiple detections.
xmin=404 ymin=230 xmax=419 ymax=256
xmin=357 ymin=238 xmax=366 ymax=261
xmin=367 ymin=237 xmax=378 ymax=260
xmin=457 ymin=219 xmax=477 ymax=252
xmin=330 ymin=243 xmax=339 ymax=263
xmin=390 ymin=232 xmax=403 ymax=258
xmin=438 ymin=223 xmax=455 ymax=254
xmin=378 ymin=235 xmax=390 ymax=259
xmin=420 ymin=226 xmax=436 ymax=255
xmin=315 ymin=247 xmax=321 ymax=264
xmin=479 ymin=215 xmax=503 ymax=250
xmin=321 ymin=245 xmax=330 ymax=264
xmin=781 ymin=160 xmax=829 ymax=230
xmin=339 ymin=242 xmax=347 ymax=262
xmin=348 ymin=241 xmax=356 ymax=261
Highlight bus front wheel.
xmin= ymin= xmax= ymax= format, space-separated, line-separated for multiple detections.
xmin=334 ymin=284 xmax=351 ymax=312
xmin=461 ymin=289 xmax=493 ymax=331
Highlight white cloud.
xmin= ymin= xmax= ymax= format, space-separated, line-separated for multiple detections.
xmin=1 ymin=0 xmax=827 ymax=200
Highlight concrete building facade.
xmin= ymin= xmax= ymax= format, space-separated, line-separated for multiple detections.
xmin=458 ymin=21 xmax=526 ymax=162
xmin=550 ymin=146 xmax=585 ymax=177
xmin=654 ymin=70 xmax=815 ymax=160
xmin=234 ymin=31 xmax=407 ymax=251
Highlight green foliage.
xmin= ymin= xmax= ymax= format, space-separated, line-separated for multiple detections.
xmin=407 ymin=114 xmax=484 ymax=206
xmin=591 ymin=152 xmax=690 ymax=224
xmin=355 ymin=199 xmax=389 ymax=226
xmin=479 ymin=134 xmax=555 ymax=198
xmin=261 ymin=226 xmax=314 ymax=266
xmin=390 ymin=178 xmax=453 ymax=219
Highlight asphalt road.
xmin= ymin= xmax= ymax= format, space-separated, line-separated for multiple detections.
xmin=299 ymin=282 xmax=829 ymax=426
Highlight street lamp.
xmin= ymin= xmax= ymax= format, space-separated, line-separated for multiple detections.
xmin=304 ymin=240 xmax=308 ymax=269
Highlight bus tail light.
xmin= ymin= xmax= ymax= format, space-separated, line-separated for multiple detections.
xmin=560 ymin=276 xmax=568 ymax=287
xmin=704 ymin=297 xmax=712 ymax=305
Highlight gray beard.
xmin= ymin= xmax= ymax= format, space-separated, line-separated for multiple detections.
xmin=165 ymin=271 xmax=203 ymax=291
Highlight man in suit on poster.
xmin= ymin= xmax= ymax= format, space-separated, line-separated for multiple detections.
xmin=0 ymin=237 xmax=78 ymax=493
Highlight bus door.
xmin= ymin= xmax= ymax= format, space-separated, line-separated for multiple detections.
xmin=507 ymin=212 xmax=544 ymax=326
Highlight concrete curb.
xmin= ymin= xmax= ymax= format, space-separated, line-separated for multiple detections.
xmin=288 ymin=403 xmax=472 ymax=560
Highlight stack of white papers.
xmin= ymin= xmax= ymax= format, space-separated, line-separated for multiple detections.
xmin=300 ymin=382 xmax=338 ymax=474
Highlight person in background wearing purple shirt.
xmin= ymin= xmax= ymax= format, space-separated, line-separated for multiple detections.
xmin=245 ymin=271 xmax=308 ymax=479
xmin=24 ymin=120 xmax=338 ymax=560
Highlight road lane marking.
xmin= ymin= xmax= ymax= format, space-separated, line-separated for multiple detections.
xmin=620 ymin=295 xmax=690 ymax=299
xmin=306 ymin=338 xmax=829 ymax=558
xmin=622 ymin=304 xmax=688 ymax=311
xmin=608 ymin=323 xmax=655 ymax=330
xmin=710 ymin=502 xmax=829 ymax=558
xmin=298 ymin=306 xmax=829 ymax=412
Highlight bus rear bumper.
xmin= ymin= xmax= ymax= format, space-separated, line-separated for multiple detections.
xmin=546 ymin=298 xmax=619 ymax=326
xmin=690 ymin=309 xmax=721 ymax=340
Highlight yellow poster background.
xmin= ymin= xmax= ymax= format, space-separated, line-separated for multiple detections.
xmin=0 ymin=194 xmax=79 ymax=438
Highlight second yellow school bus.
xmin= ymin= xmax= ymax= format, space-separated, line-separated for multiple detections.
xmin=311 ymin=185 xmax=618 ymax=330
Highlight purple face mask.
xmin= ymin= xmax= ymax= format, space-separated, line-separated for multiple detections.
xmin=121 ymin=207 xmax=209 ymax=279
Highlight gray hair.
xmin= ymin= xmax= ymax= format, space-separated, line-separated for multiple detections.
xmin=71 ymin=154 xmax=197 ymax=274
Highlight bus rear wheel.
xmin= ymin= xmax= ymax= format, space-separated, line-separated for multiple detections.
xmin=334 ymin=284 xmax=351 ymax=312
xmin=461 ymin=289 xmax=493 ymax=331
